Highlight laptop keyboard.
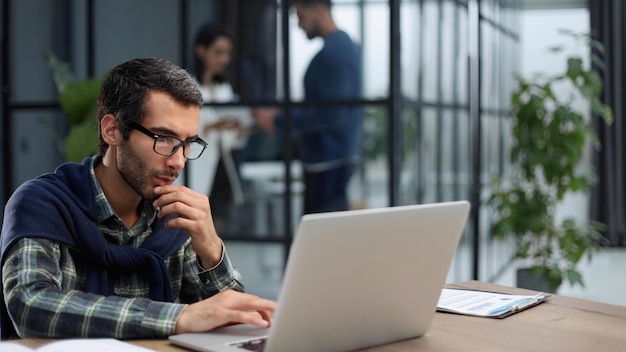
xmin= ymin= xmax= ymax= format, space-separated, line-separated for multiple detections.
xmin=231 ymin=337 xmax=267 ymax=351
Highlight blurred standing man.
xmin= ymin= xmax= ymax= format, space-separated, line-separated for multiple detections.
xmin=253 ymin=0 xmax=362 ymax=214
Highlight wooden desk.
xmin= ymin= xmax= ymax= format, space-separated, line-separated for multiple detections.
xmin=13 ymin=281 xmax=626 ymax=351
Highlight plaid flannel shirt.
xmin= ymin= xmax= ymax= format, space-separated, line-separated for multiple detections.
xmin=2 ymin=157 xmax=243 ymax=338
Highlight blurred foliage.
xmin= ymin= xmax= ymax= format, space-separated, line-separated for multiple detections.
xmin=362 ymin=104 xmax=419 ymax=163
xmin=44 ymin=53 xmax=104 ymax=162
xmin=489 ymin=31 xmax=613 ymax=292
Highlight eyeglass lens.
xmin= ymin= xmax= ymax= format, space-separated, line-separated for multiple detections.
xmin=153 ymin=136 xmax=204 ymax=159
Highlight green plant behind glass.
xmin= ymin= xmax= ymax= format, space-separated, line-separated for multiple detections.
xmin=489 ymin=31 xmax=613 ymax=292
xmin=44 ymin=53 xmax=104 ymax=162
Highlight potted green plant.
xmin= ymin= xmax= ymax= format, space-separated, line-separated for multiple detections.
xmin=489 ymin=32 xmax=613 ymax=293
xmin=44 ymin=53 xmax=104 ymax=162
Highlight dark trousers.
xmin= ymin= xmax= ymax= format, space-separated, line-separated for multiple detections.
xmin=303 ymin=164 xmax=355 ymax=214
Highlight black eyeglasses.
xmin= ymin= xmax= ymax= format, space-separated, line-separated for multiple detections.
xmin=128 ymin=122 xmax=207 ymax=160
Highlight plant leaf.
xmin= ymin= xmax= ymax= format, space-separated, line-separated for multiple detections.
xmin=59 ymin=77 xmax=104 ymax=126
xmin=65 ymin=120 xmax=99 ymax=162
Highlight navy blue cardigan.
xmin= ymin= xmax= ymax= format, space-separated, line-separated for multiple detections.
xmin=0 ymin=158 xmax=188 ymax=338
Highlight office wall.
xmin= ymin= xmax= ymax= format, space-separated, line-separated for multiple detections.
xmin=9 ymin=0 xmax=68 ymax=187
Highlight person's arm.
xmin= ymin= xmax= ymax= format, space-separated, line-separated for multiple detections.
xmin=178 ymin=237 xmax=244 ymax=304
xmin=149 ymin=185 xmax=276 ymax=333
xmin=167 ymin=233 xmax=275 ymax=335
xmin=153 ymin=185 xmax=224 ymax=269
xmin=2 ymin=238 xmax=186 ymax=339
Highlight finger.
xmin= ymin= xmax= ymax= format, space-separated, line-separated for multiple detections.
xmin=229 ymin=311 xmax=270 ymax=328
xmin=157 ymin=199 xmax=193 ymax=216
xmin=218 ymin=291 xmax=276 ymax=311
xmin=162 ymin=215 xmax=204 ymax=232
xmin=257 ymin=309 xmax=273 ymax=326
xmin=154 ymin=186 xmax=207 ymax=212
xmin=232 ymin=297 xmax=277 ymax=313
xmin=154 ymin=184 xmax=191 ymax=199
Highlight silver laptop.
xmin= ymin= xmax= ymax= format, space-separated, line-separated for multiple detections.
xmin=169 ymin=201 xmax=470 ymax=352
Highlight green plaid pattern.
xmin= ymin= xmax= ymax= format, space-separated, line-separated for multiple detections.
xmin=2 ymin=156 xmax=243 ymax=338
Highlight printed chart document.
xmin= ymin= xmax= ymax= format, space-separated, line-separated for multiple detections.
xmin=0 ymin=338 xmax=154 ymax=352
xmin=437 ymin=288 xmax=548 ymax=318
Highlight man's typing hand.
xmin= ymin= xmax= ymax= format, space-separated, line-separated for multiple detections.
xmin=174 ymin=290 xmax=276 ymax=334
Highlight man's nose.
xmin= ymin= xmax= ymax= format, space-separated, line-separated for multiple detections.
xmin=167 ymin=145 xmax=187 ymax=170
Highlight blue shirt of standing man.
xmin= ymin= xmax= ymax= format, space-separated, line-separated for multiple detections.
xmin=253 ymin=0 xmax=363 ymax=214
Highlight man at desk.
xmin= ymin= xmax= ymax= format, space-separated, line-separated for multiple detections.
xmin=0 ymin=58 xmax=275 ymax=339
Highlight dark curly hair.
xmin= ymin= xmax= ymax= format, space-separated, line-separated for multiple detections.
xmin=96 ymin=57 xmax=202 ymax=156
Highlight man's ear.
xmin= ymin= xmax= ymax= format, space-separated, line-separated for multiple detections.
xmin=100 ymin=114 xmax=122 ymax=147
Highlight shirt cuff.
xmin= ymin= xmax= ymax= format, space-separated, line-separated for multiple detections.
xmin=196 ymin=242 xmax=242 ymax=292
xmin=142 ymin=300 xmax=187 ymax=337
xmin=197 ymin=239 xmax=225 ymax=272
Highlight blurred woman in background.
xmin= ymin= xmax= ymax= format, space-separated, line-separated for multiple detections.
xmin=190 ymin=23 xmax=251 ymax=229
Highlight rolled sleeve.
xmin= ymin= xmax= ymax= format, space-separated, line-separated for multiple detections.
xmin=197 ymin=246 xmax=244 ymax=293
xmin=141 ymin=300 xmax=187 ymax=337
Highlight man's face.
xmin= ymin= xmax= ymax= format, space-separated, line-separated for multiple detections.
xmin=117 ymin=90 xmax=200 ymax=201
xmin=295 ymin=3 xmax=322 ymax=39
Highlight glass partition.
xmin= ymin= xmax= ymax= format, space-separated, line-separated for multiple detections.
xmin=1 ymin=0 xmax=522 ymax=298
